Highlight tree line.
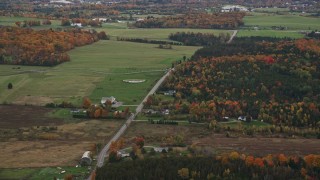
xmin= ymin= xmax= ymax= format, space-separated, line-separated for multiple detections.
xmin=169 ymin=32 xmax=230 ymax=46
xmin=96 ymin=152 xmax=320 ymax=179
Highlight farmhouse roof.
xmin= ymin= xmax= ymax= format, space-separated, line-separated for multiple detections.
xmin=101 ymin=96 xmax=116 ymax=104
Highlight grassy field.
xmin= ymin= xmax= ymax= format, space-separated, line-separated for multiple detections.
xmin=243 ymin=14 xmax=320 ymax=30
xmin=0 ymin=40 xmax=199 ymax=106
xmin=253 ymin=7 xmax=290 ymax=13
xmin=237 ymin=29 xmax=305 ymax=38
xmin=0 ymin=16 xmax=62 ymax=29
xmin=98 ymin=23 xmax=230 ymax=40
xmin=0 ymin=166 xmax=88 ymax=180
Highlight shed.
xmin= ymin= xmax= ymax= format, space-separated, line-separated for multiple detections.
xmin=80 ymin=151 xmax=92 ymax=166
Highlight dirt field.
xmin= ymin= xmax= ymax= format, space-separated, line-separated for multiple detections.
xmin=124 ymin=122 xmax=320 ymax=156
xmin=0 ymin=105 xmax=124 ymax=168
xmin=0 ymin=105 xmax=62 ymax=128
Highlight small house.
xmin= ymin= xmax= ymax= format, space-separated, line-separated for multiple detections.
xmin=153 ymin=147 xmax=169 ymax=153
xmin=80 ymin=151 xmax=92 ymax=166
xmin=71 ymin=23 xmax=82 ymax=27
xmin=118 ymin=151 xmax=130 ymax=158
xmin=162 ymin=109 xmax=170 ymax=115
xmin=164 ymin=90 xmax=176 ymax=96
xmin=101 ymin=96 xmax=116 ymax=104
xmin=238 ymin=116 xmax=246 ymax=121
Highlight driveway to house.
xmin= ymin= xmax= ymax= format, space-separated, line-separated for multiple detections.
xmin=95 ymin=68 xmax=173 ymax=168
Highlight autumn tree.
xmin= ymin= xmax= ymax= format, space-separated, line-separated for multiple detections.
xmin=178 ymin=168 xmax=189 ymax=179
xmin=82 ymin=97 xmax=92 ymax=109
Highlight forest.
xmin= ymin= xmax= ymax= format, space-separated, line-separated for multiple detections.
xmin=0 ymin=26 xmax=108 ymax=66
xmin=158 ymin=38 xmax=320 ymax=127
xmin=133 ymin=13 xmax=245 ymax=29
xmin=96 ymin=152 xmax=320 ymax=179
xmin=169 ymin=32 xmax=229 ymax=46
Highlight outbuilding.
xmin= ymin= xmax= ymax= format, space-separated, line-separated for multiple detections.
xmin=80 ymin=151 xmax=92 ymax=166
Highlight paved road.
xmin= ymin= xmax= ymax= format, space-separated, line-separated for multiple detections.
xmin=227 ymin=30 xmax=238 ymax=44
xmin=95 ymin=68 xmax=173 ymax=168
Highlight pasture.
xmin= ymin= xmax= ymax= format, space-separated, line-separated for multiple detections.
xmin=243 ymin=13 xmax=320 ymax=30
xmin=237 ymin=29 xmax=305 ymax=38
xmin=0 ymin=40 xmax=199 ymax=106
xmin=253 ymin=7 xmax=290 ymax=13
xmin=0 ymin=16 xmax=62 ymax=29
xmin=124 ymin=122 xmax=320 ymax=156
xmin=0 ymin=166 xmax=88 ymax=180
xmin=98 ymin=23 xmax=230 ymax=40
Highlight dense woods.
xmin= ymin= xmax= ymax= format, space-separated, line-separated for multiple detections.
xmin=0 ymin=26 xmax=108 ymax=66
xmin=169 ymin=32 xmax=229 ymax=46
xmin=96 ymin=152 xmax=320 ymax=179
xmin=116 ymin=37 xmax=182 ymax=45
xmin=134 ymin=13 xmax=245 ymax=29
xmin=160 ymin=38 xmax=320 ymax=127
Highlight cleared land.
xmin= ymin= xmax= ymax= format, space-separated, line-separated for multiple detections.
xmin=239 ymin=13 xmax=320 ymax=38
xmin=243 ymin=14 xmax=320 ymax=30
xmin=98 ymin=23 xmax=230 ymax=40
xmin=237 ymin=29 xmax=305 ymax=38
xmin=0 ymin=40 xmax=199 ymax=106
xmin=124 ymin=122 xmax=320 ymax=156
xmin=0 ymin=16 xmax=61 ymax=29
xmin=0 ymin=105 xmax=125 ymax=168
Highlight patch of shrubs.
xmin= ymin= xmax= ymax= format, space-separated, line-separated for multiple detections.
xmin=148 ymin=119 xmax=178 ymax=125
xmin=45 ymin=101 xmax=75 ymax=108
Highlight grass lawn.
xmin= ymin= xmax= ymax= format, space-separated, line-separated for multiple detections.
xmin=243 ymin=14 xmax=320 ymax=30
xmin=0 ymin=40 xmax=199 ymax=106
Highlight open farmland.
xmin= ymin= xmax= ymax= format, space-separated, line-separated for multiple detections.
xmin=0 ymin=40 xmax=199 ymax=106
xmin=98 ymin=23 xmax=230 ymax=40
xmin=0 ymin=105 xmax=125 ymax=168
xmin=0 ymin=16 xmax=62 ymax=29
xmin=239 ymin=13 xmax=320 ymax=38
xmin=124 ymin=122 xmax=320 ymax=156
xmin=237 ymin=29 xmax=305 ymax=38
xmin=243 ymin=14 xmax=320 ymax=30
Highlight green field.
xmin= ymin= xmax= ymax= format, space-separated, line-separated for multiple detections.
xmin=98 ymin=23 xmax=230 ymax=40
xmin=0 ymin=166 xmax=88 ymax=180
xmin=0 ymin=40 xmax=199 ymax=106
xmin=238 ymin=29 xmax=305 ymax=38
xmin=0 ymin=16 xmax=62 ymax=29
xmin=253 ymin=7 xmax=290 ymax=13
xmin=243 ymin=14 xmax=320 ymax=30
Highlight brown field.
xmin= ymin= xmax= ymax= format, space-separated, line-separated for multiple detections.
xmin=124 ymin=122 xmax=320 ymax=156
xmin=0 ymin=105 xmax=62 ymax=128
xmin=0 ymin=105 xmax=124 ymax=168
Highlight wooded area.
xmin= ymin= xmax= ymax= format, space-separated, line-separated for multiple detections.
xmin=96 ymin=152 xmax=320 ymax=179
xmin=0 ymin=26 xmax=108 ymax=66
xmin=160 ymin=38 xmax=320 ymax=127
xmin=133 ymin=13 xmax=245 ymax=29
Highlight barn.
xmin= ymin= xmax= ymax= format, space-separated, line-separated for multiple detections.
xmin=80 ymin=151 xmax=92 ymax=166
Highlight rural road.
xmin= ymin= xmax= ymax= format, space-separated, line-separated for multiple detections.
xmin=95 ymin=68 xmax=173 ymax=168
xmin=227 ymin=30 xmax=238 ymax=44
